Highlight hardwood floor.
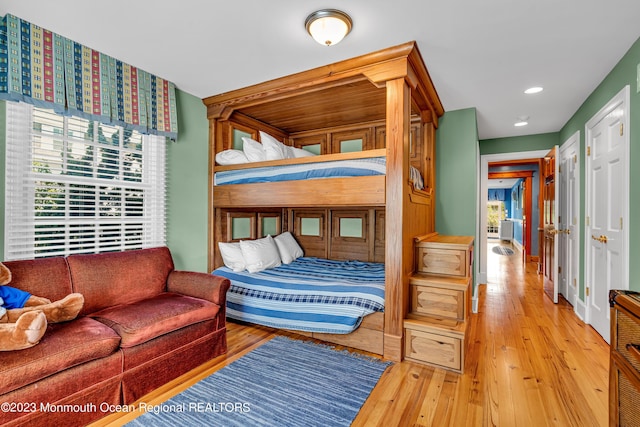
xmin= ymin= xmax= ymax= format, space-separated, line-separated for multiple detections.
xmin=95 ymin=243 xmax=609 ymax=426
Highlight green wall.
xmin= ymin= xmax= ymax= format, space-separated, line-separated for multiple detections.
xmin=559 ymin=36 xmax=640 ymax=293
xmin=480 ymin=132 xmax=559 ymax=155
xmin=435 ymin=108 xmax=478 ymax=236
xmin=165 ymin=90 xmax=210 ymax=272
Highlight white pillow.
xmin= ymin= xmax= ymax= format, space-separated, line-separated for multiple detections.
xmin=218 ymin=242 xmax=246 ymax=272
xmin=274 ymin=232 xmax=304 ymax=264
xmin=289 ymin=146 xmax=316 ymax=158
xmin=240 ymin=235 xmax=282 ymax=273
xmin=242 ymin=137 xmax=267 ymax=162
xmin=259 ymin=131 xmax=288 ymax=161
xmin=215 ymin=149 xmax=250 ymax=165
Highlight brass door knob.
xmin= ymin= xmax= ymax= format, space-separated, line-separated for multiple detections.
xmin=591 ymin=234 xmax=608 ymax=243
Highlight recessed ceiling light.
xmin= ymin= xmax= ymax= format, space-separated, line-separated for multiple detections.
xmin=524 ymin=86 xmax=543 ymax=94
xmin=514 ymin=116 xmax=529 ymax=127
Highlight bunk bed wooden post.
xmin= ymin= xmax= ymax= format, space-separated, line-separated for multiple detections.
xmin=384 ymin=78 xmax=412 ymax=361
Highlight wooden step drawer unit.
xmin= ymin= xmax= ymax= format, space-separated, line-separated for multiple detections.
xmin=405 ymin=234 xmax=474 ymax=374
xmin=415 ymin=234 xmax=474 ymax=277
xmin=404 ymin=314 xmax=468 ymax=373
xmin=410 ymin=273 xmax=471 ymax=321
xmin=609 ymin=290 xmax=640 ymax=427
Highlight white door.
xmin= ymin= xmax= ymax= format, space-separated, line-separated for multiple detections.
xmin=559 ymin=133 xmax=580 ymax=307
xmin=542 ymin=146 xmax=560 ymax=303
xmin=585 ymin=86 xmax=629 ymax=343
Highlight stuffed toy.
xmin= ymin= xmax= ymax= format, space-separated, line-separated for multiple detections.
xmin=0 ymin=262 xmax=84 ymax=351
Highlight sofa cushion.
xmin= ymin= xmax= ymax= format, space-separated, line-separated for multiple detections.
xmin=0 ymin=317 xmax=121 ymax=395
xmin=89 ymin=292 xmax=221 ymax=348
xmin=2 ymin=257 xmax=73 ymax=302
xmin=68 ymin=246 xmax=174 ymax=315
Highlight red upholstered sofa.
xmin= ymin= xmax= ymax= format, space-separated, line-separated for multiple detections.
xmin=0 ymin=247 xmax=230 ymax=427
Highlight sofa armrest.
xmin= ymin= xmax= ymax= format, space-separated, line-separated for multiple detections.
xmin=166 ymin=271 xmax=230 ymax=306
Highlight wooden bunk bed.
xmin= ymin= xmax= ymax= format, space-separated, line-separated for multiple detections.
xmin=204 ymin=41 xmax=445 ymax=362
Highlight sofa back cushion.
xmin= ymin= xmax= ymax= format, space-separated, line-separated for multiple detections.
xmin=2 ymin=257 xmax=73 ymax=302
xmin=67 ymin=247 xmax=175 ymax=315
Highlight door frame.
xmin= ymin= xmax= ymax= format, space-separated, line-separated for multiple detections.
xmin=584 ymin=85 xmax=630 ymax=327
xmin=559 ymin=131 xmax=580 ymax=310
xmin=478 ymin=149 xmax=550 ymax=310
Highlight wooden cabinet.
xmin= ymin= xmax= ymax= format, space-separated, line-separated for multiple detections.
xmin=609 ymin=290 xmax=640 ymax=427
xmin=404 ymin=234 xmax=473 ymax=373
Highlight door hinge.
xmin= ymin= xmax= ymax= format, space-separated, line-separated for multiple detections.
xmin=559 ymin=165 xmax=563 ymax=173
xmin=573 ymin=278 xmax=577 ymax=287
xmin=587 ymin=146 xmax=591 ymax=156
xmin=586 ymin=216 xmax=590 ymax=226
xmin=573 ymin=154 xmax=577 ymax=163
xmin=586 ymin=287 xmax=590 ymax=297
xmin=558 ymin=266 xmax=562 ymax=274
xmin=620 ymin=123 xmax=624 ymax=136
xmin=620 ymin=217 xmax=623 ymax=230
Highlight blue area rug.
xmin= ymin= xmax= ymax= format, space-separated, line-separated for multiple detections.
xmin=126 ymin=336 xmax=391 ymax=426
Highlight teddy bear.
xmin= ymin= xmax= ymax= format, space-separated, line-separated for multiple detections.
xmin=0 ymin=261 xmax=84 ymax=351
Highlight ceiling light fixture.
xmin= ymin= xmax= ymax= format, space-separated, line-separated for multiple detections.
xmin=305 ymin=9 xmax=353 ymax=46
xmin=514 ymin=116 xmax=529 ymax=127
xmin=524 ymin=86 xmax=543 ymax=94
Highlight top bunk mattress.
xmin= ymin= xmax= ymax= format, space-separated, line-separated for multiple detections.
xmin=214 ymin=156 xmax=386 ymax=186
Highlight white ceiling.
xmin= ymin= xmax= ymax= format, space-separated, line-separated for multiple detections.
xmin=488 ymin=178 xmax=519 ymax=189
xmin=1 ymin=1 xmax=639 ymax=140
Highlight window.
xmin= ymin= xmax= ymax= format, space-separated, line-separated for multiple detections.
xmin=4 ymin=102 xmax=166 ymax=260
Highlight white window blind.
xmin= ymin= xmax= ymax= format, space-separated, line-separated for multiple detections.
xmin=4 ymin=102 xmax=166 ymax=260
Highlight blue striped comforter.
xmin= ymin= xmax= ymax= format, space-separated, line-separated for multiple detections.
xmin=214 ymin=157 xmax=386 ymax=185
xmin=212 ymin=257 xmax=385 ymax=334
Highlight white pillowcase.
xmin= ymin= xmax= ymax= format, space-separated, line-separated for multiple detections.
xmin=240 ymin=235 xmax=282 ymax=273
xmin=289 ymin=146 xmax=316 ymax=158
xmin=259 ymin=131 xmax=288 ymax=161
xmin=215 ymin=149 xmax=250 ymax=165
xmin=218 ymin=242 xmax=246 ymax=272
xmin=242 ymin=137 xmax=267 ymax=162
xmin=274 ymin=232 xmax=304 ymax=264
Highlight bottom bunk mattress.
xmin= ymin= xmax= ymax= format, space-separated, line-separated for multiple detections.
xmin=212 ymin=257 xmax=385 ymax=334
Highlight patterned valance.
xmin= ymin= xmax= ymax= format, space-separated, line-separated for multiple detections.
xmin=0 ymin=14 xmax=178 ymax=139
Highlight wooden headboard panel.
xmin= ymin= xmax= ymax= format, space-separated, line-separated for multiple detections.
xmin=214 ymin=207 xmax=384 ymax=265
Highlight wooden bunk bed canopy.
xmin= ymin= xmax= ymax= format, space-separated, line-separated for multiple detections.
xmin=203 ymin=41 xmax=444 ymax=132
xmin=204 ymin=41 xmax=445 ymax=361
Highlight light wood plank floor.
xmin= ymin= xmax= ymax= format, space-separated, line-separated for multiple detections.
xmin=95 ymin=243 xmax=609 ymax=426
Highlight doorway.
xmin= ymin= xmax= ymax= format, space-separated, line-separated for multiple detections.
xmin=477 ymin=149 xmax=549 ymax=312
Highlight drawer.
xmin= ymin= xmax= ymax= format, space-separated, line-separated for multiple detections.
xmin=416 ymin=247 xmax=467 ymax=277
xmin=412 ymin=284 xmax=464 ymax=320
xmin=615 ymin=309 xmax=640 ymax=373
xmin=404 ymin=327 xmax=462 ymax=371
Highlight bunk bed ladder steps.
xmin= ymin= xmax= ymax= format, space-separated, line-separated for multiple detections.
xmin=404 ymin=235 xmax=474 ymax=374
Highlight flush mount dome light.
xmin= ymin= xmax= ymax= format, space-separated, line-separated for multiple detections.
xmin=514 ymin=116 xmax=529 ymax=127
xmin=305 ymin=9 xmax=352 ymax=46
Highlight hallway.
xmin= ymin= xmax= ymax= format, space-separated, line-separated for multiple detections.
xmin=473 ymin=241 xmax=610 ymax=426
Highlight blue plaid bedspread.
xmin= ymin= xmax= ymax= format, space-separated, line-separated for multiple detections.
xmin=214 ymin=157 xmax=386 ymax=185
xmin=212 ymin=257 xmax=385 ymax=334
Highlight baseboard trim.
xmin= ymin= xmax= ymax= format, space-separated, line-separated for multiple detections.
xmin=575 ymin=298 xmax=586 ymax=321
